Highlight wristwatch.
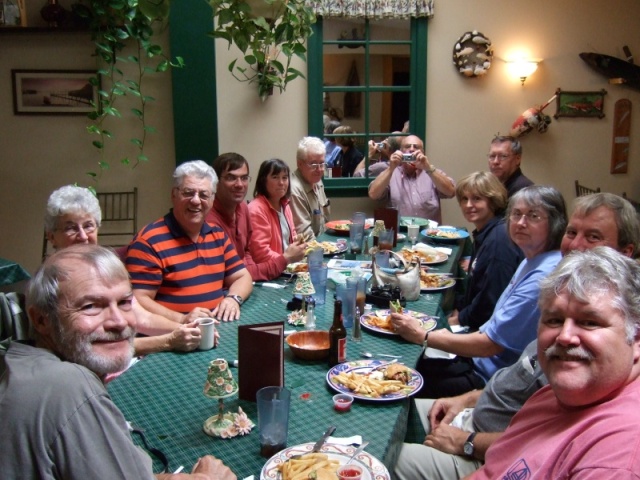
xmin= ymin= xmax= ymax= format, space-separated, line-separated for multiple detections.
xmin=422 ymin=332 xmax=430 ymax=349
xmin=426 ymin=164 xmax=437 ymax=174
xmin=225 ymin=294 xmax=243 ymax=306
xmin=463 ymin=432 xmax=477 ymax=456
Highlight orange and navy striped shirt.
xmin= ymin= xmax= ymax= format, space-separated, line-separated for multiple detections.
xmin=126 ymin=211 xmax=245 ymax=313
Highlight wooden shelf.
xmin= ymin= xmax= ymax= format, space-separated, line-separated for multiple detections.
xmin=0 ymin=26 xmax=89 ymax=33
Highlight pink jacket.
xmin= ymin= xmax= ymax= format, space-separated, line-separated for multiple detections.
xmin=248 ymin=195 xmax=297 ymax=278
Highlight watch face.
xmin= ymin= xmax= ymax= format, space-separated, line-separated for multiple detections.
xmin=464 ymin=442 xmax=473 ymax=456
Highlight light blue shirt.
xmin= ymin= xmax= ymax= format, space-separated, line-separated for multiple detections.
xmin=473 ymin=250 xmax=563 ymax=382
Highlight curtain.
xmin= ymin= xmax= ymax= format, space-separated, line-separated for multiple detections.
xmin=305 ymin=0 xmax=434 ymax=19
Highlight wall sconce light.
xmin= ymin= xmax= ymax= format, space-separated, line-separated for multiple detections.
xmin=507 ymin=59 xmax=541 ymax=86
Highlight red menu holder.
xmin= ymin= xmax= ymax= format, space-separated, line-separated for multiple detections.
xmin=373 ymin=207 xmax=399 ymax=247
xmin=238 ymin=321 xmax=285 ymax=402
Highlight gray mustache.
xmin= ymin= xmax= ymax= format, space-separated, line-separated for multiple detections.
xmin=88 ymin=327 xmax=135 ymax=343
xmin=544 ymin=344 xmax=594 ymax=361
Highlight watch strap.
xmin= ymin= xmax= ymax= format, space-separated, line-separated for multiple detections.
xmin=422 ymin=332 xmax=429 ymax=349
xmin=464 ymin=431 xmax=477 ymax=456
xmin=226 ymin=294 xmax=243 ymax=306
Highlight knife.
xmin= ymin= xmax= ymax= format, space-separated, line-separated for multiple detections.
xmin=345 ymin=441 xmax=370 ymax=465
xmin=291 ymin=425 xmax=336 ymax=459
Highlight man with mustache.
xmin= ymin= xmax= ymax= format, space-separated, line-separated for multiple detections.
xmin=0 ymin=244 xmax=235 ymax=479
xmin=368 ymin=135 xmax=455 ymax=224
xmin=470 ymin=247 xmax=640 ymax=478
xmin=395 ymin=192 xmax=640 ymax=480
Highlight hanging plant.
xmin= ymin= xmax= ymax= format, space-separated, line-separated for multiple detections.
xmin=208 ymin=0 xmax=316 ymax=101
xmin=83 ymin=0 xmax=184 ymax=180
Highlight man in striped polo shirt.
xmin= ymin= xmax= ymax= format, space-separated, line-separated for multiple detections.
xmin=126 ymin=160 xmax=253 ymax=322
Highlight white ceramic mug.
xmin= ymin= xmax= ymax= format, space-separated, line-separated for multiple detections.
xmin=197 ymin=318 xmax=217 ymax=350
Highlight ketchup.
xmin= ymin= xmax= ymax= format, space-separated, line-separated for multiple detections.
xmin=334 ymin=397 xmax=351 ymax=412
xmin=338 ymin=467 xmax=361 ymax=479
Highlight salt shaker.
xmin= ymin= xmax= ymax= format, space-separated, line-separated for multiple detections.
xmin=305 ymin=296 xmax=316 ymax=330
xmin=352 ymin=306 xmax=362 ymax=342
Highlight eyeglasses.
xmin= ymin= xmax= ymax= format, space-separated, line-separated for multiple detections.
xmin=487 ymin=153 xmax=514 ymax=161
xmin=222 ymin=174 xmax=251 ymax=184
xmin=305 ymin=162 xmax=326 ymax=171
xmin=59 ymin=221 xmax=97 ymax=237
xmin=177 ymin=188 xmax=213 ymax=201
xmin=509 ymin=211 xmax=547 ymax=223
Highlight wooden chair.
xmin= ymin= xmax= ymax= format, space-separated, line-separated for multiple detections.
xmin=622 ymin=192 xmax=640 ymax=213
xmin=96 ymin=188 xmax=139 ymax=247
xmin=575 ymin=180 xmax=601 ymax=197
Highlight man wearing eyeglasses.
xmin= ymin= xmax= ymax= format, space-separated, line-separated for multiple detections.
xmin=290 ymin=136 xmax=331 ymax=240
xmin=127 ymin=160 xmax=253 ymax=323
xmin=368 ymin=135 xmax=456 ymax=224
xmin=487 ymin=135 xmax=533 ymax=197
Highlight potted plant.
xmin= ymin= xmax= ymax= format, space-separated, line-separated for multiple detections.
xmin=84 ymin=0 xmax=183 ymax=179
xmin=208 ymin=0 xmax=316 ymax=101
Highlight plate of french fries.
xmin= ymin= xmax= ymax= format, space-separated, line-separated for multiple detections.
xmin=360 ymin=309 xmax=437 ymax=336
xmin=326 ymin=359 xmax=424 ymax=401
xmin=306 ymin=240 xmax=348 ymax=256
xmin=398 ymin=247 xmax=449 ymax=265
xmin=260 ymin=442 xmax=390 ymax=480
xmin=420 ymin=271 xmax=456 ymax=292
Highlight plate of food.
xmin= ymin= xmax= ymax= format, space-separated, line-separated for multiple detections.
xmin=260 ymin=442 xmax=390 ymax=480
xmin=327 ymin=359 xmax=424 ymax=401
xmin=420 ymin=271 xmax=456 ymax=292
xmin=284 ymin=262 xmax=309 ymax=275
xmin=360 ymin=309 xmax=438 ymax=336
xmin=307 ymin=240 xmax=348 ymax=256
xmin=399 ymin=216 xmax=435 ymax=230
xmin=325 ymin=219 xmax=374 ymax=235
xmin=398 ymin=247 xmax=449 ymax=265
xmin=422 ymin=227 xmax=470 ymax=242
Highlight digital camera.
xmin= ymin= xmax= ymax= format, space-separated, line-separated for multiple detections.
xmin=402 ymin=153 xmax=414 ymax=162
xmin=376 ymin=142 xmax=385 ymax=150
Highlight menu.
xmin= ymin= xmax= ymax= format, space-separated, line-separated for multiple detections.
xmin=238 ymin=321 xmax=285 ymax=402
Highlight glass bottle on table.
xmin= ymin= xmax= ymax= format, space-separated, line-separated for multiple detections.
xmin=328 ymin=299 xmax=347 ymax=367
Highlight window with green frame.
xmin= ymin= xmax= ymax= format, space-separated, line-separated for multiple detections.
xmin=307 ymin=16 xmax=428 ymax=197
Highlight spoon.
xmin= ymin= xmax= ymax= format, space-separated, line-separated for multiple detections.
xmin=361 ymin=352 xmax=402 ymax=359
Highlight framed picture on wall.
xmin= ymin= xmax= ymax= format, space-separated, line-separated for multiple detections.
xmin=11 ymin=70 xmax=99 ymax=115
xmin=554 ymin=88 xmax=606 ymax=119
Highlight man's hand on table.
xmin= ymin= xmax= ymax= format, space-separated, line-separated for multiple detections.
xmin=212 ymin=296 xmax=241 ymax=322
xmin=157 ymin=454 xmax=236 ymax=480
xmin=169 ymin=320 xmax=217 ymax=352
xmin=390 ymin=313 xmax=427 ymax=344
xmin=181 ymin=307 xmax=215 ymax=324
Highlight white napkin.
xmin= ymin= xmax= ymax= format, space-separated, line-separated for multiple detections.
xmin=327 ymin=435 xmax=363 ymax=446
xmin=423 ymin=347 xmax=456 ymax=360
xmin=413 ymin=242 xmax=453 ymax=256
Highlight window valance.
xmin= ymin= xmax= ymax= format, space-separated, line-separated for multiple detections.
xmin=305 ymin=0 xmax=434 ymax=19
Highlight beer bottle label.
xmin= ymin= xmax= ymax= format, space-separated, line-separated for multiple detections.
xmin=338 ymin=337 xmax=347 ymax=363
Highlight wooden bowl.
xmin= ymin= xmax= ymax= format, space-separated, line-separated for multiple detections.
xmin=286 ymin=330 xmax=330 ymax=360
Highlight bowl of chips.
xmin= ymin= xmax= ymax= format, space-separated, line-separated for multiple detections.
xmin=286 ymin=331 xmax=330 ymax=360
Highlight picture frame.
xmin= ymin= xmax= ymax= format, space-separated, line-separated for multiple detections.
xmin=11 ymin=70 xmax=99 ymax=115
xmin=554 ymin=88 xmax=606 ymax=119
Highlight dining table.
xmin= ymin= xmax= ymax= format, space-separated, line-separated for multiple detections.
xmin=0 ymin=256 xmax=31 ymax=287
xmin=107 ymin=230 xmax=467 ymax=478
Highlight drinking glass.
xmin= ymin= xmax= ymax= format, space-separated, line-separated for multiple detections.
xmin=351 ymin=212 xmax=366 ymax=226
xmin=309 ymin=265 xmax=328 ymax=305
xmin=336 ymin=282 xmax=356 ymax=329
xmin=348 ymin=222 xmax=365 ymax=255
xmin=407 ymin=224 xmax=420 ymax=245
xmin=257 ymin=386 xmax=291 ymax=458
xmin=307 ymin=247 xmax=324 ymax=269
xmin=378 ymin=228 xmax=394 ymax=251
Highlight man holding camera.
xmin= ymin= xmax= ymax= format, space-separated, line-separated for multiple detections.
xmin=368 ymin=135 xmax=455 ymax=224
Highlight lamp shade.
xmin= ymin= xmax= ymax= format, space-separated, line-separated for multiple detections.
xmin=294 ymin=272 xmax=316 ymax=296
xmin=203 ymin=358 xmax=239 ymax=399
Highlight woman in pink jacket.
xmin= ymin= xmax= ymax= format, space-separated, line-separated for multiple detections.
xmin=248 ymin=159 xmax=307 ymax=279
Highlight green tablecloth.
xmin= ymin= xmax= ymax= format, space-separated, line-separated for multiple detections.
xmin=0 ymin=257 xmax=30 ymax=286
xmin=107 ymin=237 xmax=464 ymax=478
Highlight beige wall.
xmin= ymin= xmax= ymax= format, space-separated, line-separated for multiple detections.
xmin=1 ymin=0 xmax=639 ymax=275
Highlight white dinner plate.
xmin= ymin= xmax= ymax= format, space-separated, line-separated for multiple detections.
xmin=260 ymin=442 xmax=390 ymax=480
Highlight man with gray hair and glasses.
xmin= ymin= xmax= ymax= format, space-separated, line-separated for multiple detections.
xmin=487 ymin=135 xmax=533 ymax=197
xmin=290 ymin=136 xmax=331 ymax=240
xmin=126 ymin=160 xmax=253 ymax=323
xmin=0 ymin=244 xmax=236 ymax=479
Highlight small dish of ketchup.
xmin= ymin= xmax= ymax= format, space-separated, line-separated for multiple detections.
xmin=333 ymin=394 xmax=354 ymax=412
xmin=337 ymin=464 xmax=363 ymax=480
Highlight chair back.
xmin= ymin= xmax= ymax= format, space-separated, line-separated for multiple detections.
xmin=574 ymin=180 xmax=601 ymax=197
xmin=96 ymin=188 xmax=139 ymax=247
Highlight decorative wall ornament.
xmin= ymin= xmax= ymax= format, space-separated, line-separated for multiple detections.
xmin=452 ymin=30 xmax=493 ymax=78
xmin=510 ymin=95 xmax=557 ymax=137
xmin=554 ymin=88 xmax=607 ymax=119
